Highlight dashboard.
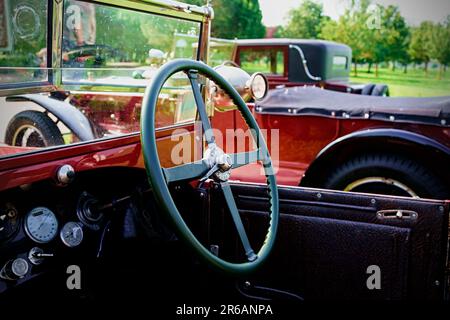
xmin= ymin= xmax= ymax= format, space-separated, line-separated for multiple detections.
xmin=0 ymin=167 xmax=150 ymax=294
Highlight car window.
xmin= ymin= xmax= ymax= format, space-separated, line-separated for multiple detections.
xmin=332 ymin=56 xmax=348 ymax=71
xmin=0 ymin=0 xmax=49 ymax=85
xmin=239 ymin=48 xmax=284 ymax=76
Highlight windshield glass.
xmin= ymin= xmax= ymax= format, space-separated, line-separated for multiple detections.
xmin=209 ymin=38 xmax=236 ymax=66
xmin=61 ymin=0 xmax=200 ymax=86
xmin=0 ymin=0 xmax=202 ymax=159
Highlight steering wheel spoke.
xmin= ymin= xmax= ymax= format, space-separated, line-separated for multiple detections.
xmin=220 ymin=182 xmax=257 ymax=262
xmin=187 ymin=70 xmax=215 ymax=146
xmin=230 ymin=149 xmax=261 ymax=169
xmin=163 ymin=159 xmax=210 ymax=183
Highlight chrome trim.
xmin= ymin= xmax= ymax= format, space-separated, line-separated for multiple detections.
xmin=376 ymin=209 xmax=418 ymax=220
xmin=289 ymin=44 xmax=322 ymax=81
xmin=62 ymin=84 xmax=148 ymax=94
xmin=88 ymin=0 xmax=209 ymax=22
xmin=56 ymin=164 xmax=76 ymax=185
xmin=0 ymin=85 xmax=56 ymax=97
xmin=198 ymin=2 xmax=212 ymax=64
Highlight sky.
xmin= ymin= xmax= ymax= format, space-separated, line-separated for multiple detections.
xmin=259 ymin=0 xmax=450 ymax=27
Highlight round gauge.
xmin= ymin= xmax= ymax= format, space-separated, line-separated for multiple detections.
xmin=60 ymin=222 xmax=84 ymax=248
xmin=24 ymin=207 xmax=58 ymax=243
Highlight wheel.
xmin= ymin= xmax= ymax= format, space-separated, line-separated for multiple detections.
xmin=323 ymin=153 xmax=449 ymax=199
xmin=371 ymin=84 xmax=389 ymax=96
xmin=5 ymin=110 xmax=64 ymax=147
xmin=361 ymin=84 xmax=375 ymax=95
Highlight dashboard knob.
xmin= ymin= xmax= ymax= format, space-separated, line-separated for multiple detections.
xmin=0 ymin=258 xmax=29 ymax=280
xmin=56 ymin=164 xmax=75 ymax=185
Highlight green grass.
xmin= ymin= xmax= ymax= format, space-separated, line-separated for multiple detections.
xmin=350 ymin=66 xmax=450 ymax=97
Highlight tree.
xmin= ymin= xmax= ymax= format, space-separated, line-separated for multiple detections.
xmin=429 ymin=16 xmax=450 ymax=79
xmin=279 ymin=0 xmax=328 ymax=39
xmin=409 ymin=21 xmax=434 ymax=74
xmin=381 ymin=5 xmax=410 ymax=72
xmin=360 ymin=3 xmax=386 ymax=77
xmin=186 ymin=0 xmax=265 ymax=39
xmin=321 ymin=1 xmax=414 ymax=77
xmin=322 ymin=0 xmax=373 ymax=76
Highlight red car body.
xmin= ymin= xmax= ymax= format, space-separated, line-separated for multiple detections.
xmin=2 ymin=96 xmax=449 ymax=194
xmin=5 ymin=80 xmax=446 ymax=198
xmin=212 ymin=100 xmax=450 ymax=187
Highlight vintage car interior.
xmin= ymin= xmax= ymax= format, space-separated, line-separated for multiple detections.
xmin=0 ymin=0 xmax=449 ymax=310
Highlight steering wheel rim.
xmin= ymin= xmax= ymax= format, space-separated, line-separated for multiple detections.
xmin=141 ymin=59 xmax=279 ymax=275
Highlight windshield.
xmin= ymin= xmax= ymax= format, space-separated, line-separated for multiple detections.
xmin=0 ymin=0 xmax=203 ymax=159
xmin=209 ymin=38 xmax=236 ymax=66
xmin=61 ymin=0 xmax=200 ymax=86
xmin=0 ymin=0 xmax=49 ymax=85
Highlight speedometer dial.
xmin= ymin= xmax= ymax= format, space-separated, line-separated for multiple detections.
xmin=24 ymin=207 xmax=58 ymax=243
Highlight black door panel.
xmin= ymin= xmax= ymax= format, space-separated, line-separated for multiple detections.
xmin=231 ymin=184 xmax=449 ymax=300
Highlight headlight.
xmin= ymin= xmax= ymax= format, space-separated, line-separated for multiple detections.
xmin=212 ymin=64 xmax=268 ymax=103
xmin=247 ymin=72 xmax=268 ymax=101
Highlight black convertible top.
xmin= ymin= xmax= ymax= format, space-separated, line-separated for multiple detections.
xmin=255 ymin=86 xmax=450 ymax=126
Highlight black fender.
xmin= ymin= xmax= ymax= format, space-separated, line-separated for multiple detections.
xmin=6 ymin=94 xmax=95 ymax=141
xmin=301 ymin=128 xmax=450 ymax=187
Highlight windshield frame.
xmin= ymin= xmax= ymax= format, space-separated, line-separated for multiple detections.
xmin=0 ymin=0 xmax=212 ymax=96
xmin=0 ymin=0 xmax=212 ymax=162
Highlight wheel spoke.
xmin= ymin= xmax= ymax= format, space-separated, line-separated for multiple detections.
xmin=163 ymin=159 xmax=210 ymax=183
xmin=220 ymin=182 xmax=257 ymax=262
xmin=187 ymin=70 xmax=215 ymax=146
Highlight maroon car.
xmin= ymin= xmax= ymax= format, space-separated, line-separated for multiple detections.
xmin=210 ymin=84 xmax=450 ymax=199
xmin=232 ymin=38 xmax=389 ymax=95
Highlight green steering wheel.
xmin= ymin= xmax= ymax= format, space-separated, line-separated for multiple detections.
xmin=140 ymin=59 xmax=279 ymax=275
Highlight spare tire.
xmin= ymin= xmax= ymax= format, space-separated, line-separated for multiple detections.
xmin=371 ymin=84 xmax=389 ymax=96
xmin=323 ymin=153 xmax=449 ymax=200
xmin=361 ymin=84 xmax=375 ymax=95
xmin=5 ymin=110 xmax=64 ymax=147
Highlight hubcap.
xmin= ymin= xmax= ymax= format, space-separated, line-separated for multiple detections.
xmin=344 ymin=177 xmax=419 ymax=198
xmin=12 ymin=125 xmax=46 ymax=147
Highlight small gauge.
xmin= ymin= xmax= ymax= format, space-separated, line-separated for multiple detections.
xmin=60 ymin=222 xmax=83 ymax=248
xmin=24 ymin=207 xmax=58 ymax=243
